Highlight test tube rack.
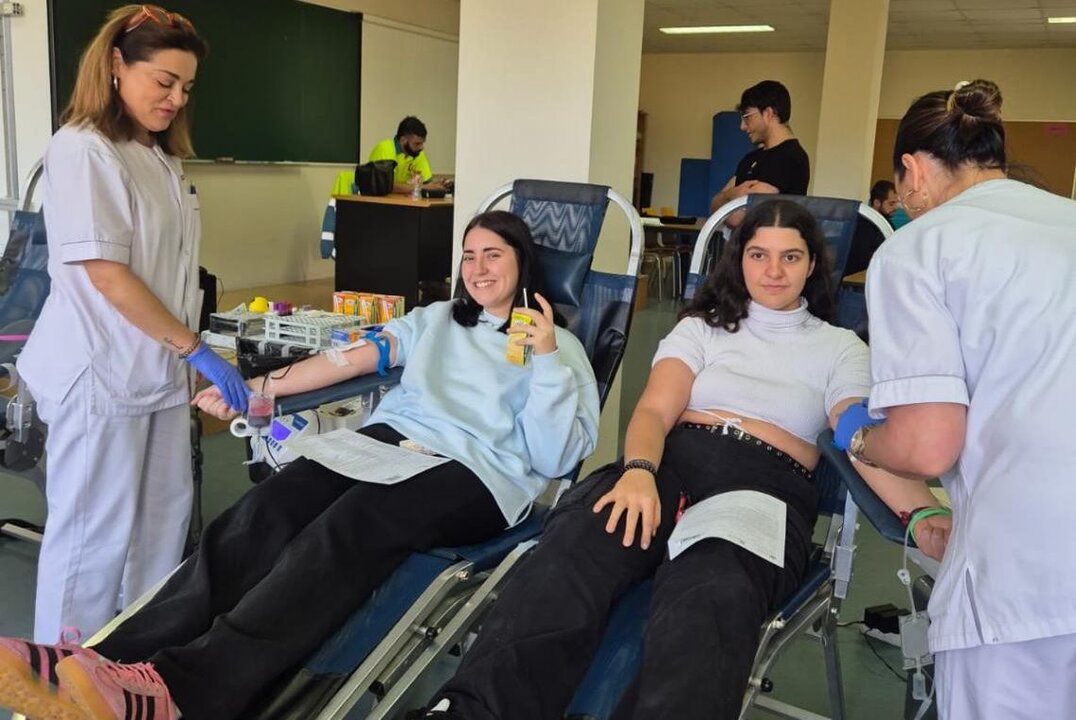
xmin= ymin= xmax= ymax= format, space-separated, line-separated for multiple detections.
xmin=209 ymin=309 xmax=266 ymax=338
xmin=263 ymin=311 xmax=365 ymax=349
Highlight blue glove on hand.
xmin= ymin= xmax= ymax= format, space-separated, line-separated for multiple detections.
xmin=185 ymin=343 xmax=250 ymax=412
xmin=833 ymin=399 xmax=883 ymax=451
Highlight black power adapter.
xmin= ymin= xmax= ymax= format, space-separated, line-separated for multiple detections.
xmin=863 ymin=603 xmax=910 ymax=635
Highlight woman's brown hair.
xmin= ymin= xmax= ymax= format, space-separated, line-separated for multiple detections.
xmin=682 ymin=199 xmax=835 ymax=332
xmin=62 ymin=5 xmax=208 ymax=158
xmin=892 ymin=79 xmax=1005 ymax=181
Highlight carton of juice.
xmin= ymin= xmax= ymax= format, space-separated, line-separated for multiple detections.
xmin=357 ymin=293 xmax=377 ymax=323
xmin=506 ymin=310 xmax=533 ymax=366
xmin=333 ymin=291 xmax=360 ymax=315
xmin=376 ymin=294 xmax=406 ymax=323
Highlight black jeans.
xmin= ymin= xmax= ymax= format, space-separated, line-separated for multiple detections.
xmin=434 ymin=425 xmax=818 ymax=720
xmin=94 ymin=424 xmax=506 ymax=720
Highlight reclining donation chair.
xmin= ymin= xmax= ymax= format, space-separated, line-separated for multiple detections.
xmin=562 ymin=196 xmax=903 ymax=720
xmin=254 ymin=179 xmax=642 ymax=720
xmin=86 ymin=180 xmax=643 ymax=720
xmin=682 ymin=194 xmax=892 ymax=317
xmin=0 ymin=163 xmax=211 ymax=555
xmin=0 ymin=162 xmax=49 ymax=544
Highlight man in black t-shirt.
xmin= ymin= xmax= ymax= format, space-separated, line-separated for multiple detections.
xmin=709 ymin=81 xmax=811 ymax=226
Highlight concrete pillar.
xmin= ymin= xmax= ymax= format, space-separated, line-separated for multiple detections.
xmin=812 ymin=0 xmax=889 ymax=199
xmin=453 ymin=0 xmax=645 ymax=467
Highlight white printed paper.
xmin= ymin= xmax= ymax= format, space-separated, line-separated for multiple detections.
xmin=287 ymin=428 xmax=450 ymax=484
xmin=666 ymin=490 xmax=786 ymax=567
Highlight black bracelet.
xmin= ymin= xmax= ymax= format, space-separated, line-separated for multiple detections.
xmin=178 ymin=337 xmax=202 ymax=359
xmin=623 ymin=458 xmax=658 ymax=475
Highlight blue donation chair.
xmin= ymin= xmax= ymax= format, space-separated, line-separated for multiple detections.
xmin=0 ymin=162 xmax=214 ymax=555
xmin=226 ymin=179 xmax=643 ymax=720
xmin=416 ymin=200 xmax=851 ymax=720
xmin=0 ymin=162 xmax=49 ymax=544
xmin=682 ymin=194 xmax=892 ymax=320
xmin=563 ymin=197 xmax=907 ymax=720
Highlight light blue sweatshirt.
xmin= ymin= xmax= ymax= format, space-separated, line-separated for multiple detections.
xmin=371 ymin=301 xmax=600 ymax=524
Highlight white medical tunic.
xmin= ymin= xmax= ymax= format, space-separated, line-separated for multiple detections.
xmin=18 ymin=124 xmax=201 ymax=414
xmin=865 ymin=178 xmax=1076 ymax=652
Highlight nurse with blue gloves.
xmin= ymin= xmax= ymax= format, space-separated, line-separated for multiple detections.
xmin=835 ymin=80 xmax=1076 ymax=719
xmin=14 ymin=6 xmax=246 ymax=644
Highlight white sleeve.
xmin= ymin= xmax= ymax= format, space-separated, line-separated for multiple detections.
xmin=865 ymin=251 xmax=970 ymax=417
xmin=824 ymin=332 xmax=871 ymax=415
xmin=651 ymin=316 xmax=710 ymax=373
xmin=46 ymin=133 xmax=135 ymax=265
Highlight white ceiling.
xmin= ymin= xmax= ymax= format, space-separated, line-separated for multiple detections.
xmin=643 ymin=0 xmax=1076 ymax=53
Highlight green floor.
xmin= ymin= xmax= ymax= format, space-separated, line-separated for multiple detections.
xmin=0 ymin=297 xmax=920 ymax=719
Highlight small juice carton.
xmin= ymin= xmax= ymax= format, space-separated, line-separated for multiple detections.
xmin=333 ymin=291 xmax=360 ymax=315
xmin=376 ymin=294 xmax=406 ymax=323
xmin=506 ymin=289 xmax=534 ymax=366
xmin=357 ymin=293 xmax=377 ymax=323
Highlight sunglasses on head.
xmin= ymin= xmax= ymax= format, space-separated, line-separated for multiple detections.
xmin=124 ymin=4 xmax=195 ymax=34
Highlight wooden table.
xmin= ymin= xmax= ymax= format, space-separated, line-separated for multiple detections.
xmin=842 ymin=270 xmax=867 ymax=288
xmin=641 ymin=219 xmax=705 ymax=244
xmin=333 ymin=195 xmax=454 ymax=309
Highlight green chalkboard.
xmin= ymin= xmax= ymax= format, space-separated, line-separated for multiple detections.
xmin=49 ymin=0 xmax=361 ymax=163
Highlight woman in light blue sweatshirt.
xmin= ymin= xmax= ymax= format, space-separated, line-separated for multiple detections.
xmin=0 ymin=210 xmax=599 ymax=720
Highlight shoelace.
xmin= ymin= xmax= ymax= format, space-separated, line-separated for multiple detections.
xmin=57 ymin=627 xmax=82 ymax=646
xmin=102 ymin=662 xmax=170 ymax=697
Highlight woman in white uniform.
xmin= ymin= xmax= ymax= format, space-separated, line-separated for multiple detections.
xmin=835 ymin=80 xmax=1076 ymax=718
xmin=15 ymin=5 xmax=248 ymax=643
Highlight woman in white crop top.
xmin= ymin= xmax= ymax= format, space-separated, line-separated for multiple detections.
xmin=419 ymin=199 xmax=948 ymax=720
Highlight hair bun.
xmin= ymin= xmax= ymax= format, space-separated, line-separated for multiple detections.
xmin=951 ymin=79 xmax=1003 ymax=124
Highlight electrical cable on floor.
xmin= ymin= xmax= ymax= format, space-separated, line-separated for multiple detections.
xmin=835 ymin=621 xmax=907 ymax=682
xmin=860 ymin=631 xmax=908 ymax=682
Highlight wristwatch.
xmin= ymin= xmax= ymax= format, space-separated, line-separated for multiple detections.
xmin=623 ymin=458 xmax=659 ymax=475
xmin=849 ymin=425 xmax=878 ymax=467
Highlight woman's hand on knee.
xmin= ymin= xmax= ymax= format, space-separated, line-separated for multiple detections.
xmin=192 ymin=386 xmax=241 ymax=420
xmin=593 ymin=469 xmax=661 ymax=550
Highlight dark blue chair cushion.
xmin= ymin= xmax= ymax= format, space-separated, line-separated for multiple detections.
xmin=510 ymin=180 xmax=609 ymax=256
xmin=535 ymin=245 xmax=590 ymax=307
xmin=746 ymin=195 xmax=860 ymax=293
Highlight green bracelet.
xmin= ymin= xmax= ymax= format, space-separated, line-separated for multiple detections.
xmin=906 ymin=506 xmax=952 ymax=544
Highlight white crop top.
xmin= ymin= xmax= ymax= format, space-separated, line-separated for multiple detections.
xmin=652 ymin=299 xmax=870 ymax=443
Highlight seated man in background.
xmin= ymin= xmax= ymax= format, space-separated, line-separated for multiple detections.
xmin=370 ymin=115 xmax=450 ymax=195
xmin=709 ymin=80 xmax=810 ymax=226
xmin=868 ymin=179 xmax=899 ymax=223
xmin=845 ymin=180 xmax=898 ymax=276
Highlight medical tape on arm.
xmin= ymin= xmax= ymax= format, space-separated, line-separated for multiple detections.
xmin=322 ymin=339 xmax=367 ymax=367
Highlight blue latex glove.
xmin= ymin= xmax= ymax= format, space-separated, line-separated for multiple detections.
xmin=185 ymin=343 xmax=250 ymax=412
xmin=833 ymin=399 xmax=883 ymax=450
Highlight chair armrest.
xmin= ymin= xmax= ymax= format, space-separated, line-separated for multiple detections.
xmin=275 ymin=367 xmax=403 ymax=415
xmin=816 ymin=429 xmax=910 ymax=546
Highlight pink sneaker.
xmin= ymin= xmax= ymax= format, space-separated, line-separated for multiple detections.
xmin=56 ymin=653 xmax=175 ymax=720
xmin=0 ymin=635 xmax=93 ymax=720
